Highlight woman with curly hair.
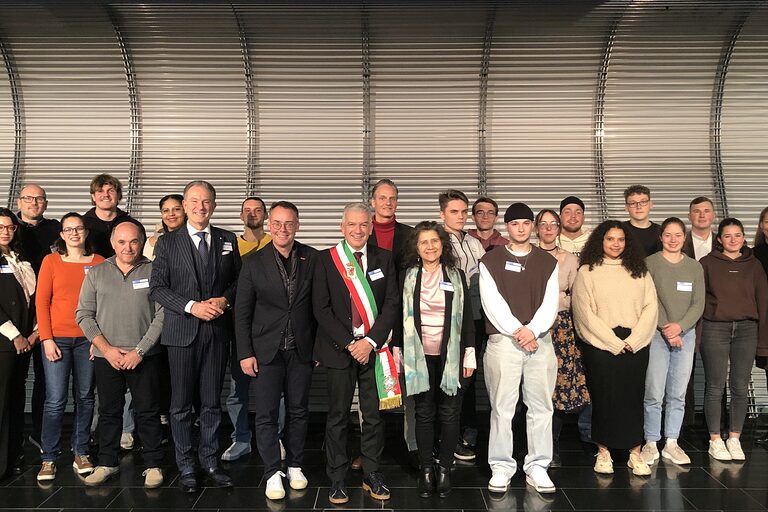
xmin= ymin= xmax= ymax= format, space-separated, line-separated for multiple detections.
xmin=393 ymin=221 xmax=475 ymax=499
xmin=699 ymin=218 xmax=768 ymax=461
xmin=572 ymin=220 xmax=658 ymax=476
xmin=534 ymin=209 xmax=589 ymax=467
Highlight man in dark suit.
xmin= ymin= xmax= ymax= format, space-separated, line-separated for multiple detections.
xmin=313 ymin=202 xmax=399 ymax=505
xmin=234 ymin=200 xmax=317 ymax=501
xmin=150 ymin=180 xmax=241 ymax=493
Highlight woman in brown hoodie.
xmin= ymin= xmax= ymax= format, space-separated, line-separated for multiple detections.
xmin=700 ymin=218 xmax=768 ymax=462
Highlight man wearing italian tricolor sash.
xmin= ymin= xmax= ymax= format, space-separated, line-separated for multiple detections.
xmin=313 ymin=203 xmax=399 ymax=505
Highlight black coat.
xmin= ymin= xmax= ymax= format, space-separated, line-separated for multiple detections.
xmin=234 ymin=241 xmax=318 ymax=365
xmin=0 ymin=257 xmax=35 ymax=352
xmin=370 ymin=221 xmax=413 ymax=272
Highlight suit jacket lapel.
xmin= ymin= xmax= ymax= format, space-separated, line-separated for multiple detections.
xmin=210 ymin=227 xmax=222 ymax=284
xmin=178 ymin=231 xmax=198 ymax=284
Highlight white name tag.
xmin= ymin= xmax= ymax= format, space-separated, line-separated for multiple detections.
xmin=84 ymin=266 xmax=92 ymax=275
xmin=439 ymin=281 xmax=455 ymax=292
xmin=505 ymin=261 xmax=522 ymax=273
xmin=132 ymin=278 xmax=150 ymax=290
xmin=676 ymin=281 xmax=693 ymax=292
xmin=222 ymin=241 xmax=233 ymax=251
xmin=368 ymin=268 xmax=384 ymax=281
xmin=0 ymin=264 xmax=13 ymax=274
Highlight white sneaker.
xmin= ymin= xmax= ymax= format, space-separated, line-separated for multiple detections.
xmin=627 ymin=451 xmax=651 ymax=476
xmin=488 ymin=470 xmax=512 ymax=493
xmin=708 ymin=439 xmax=732 ymax=461
xmin=221 ymin=440 xmax=252 ymax=461
xmin=279 ymin=439 xmax=286 ymax=460
xmin=726 ymin=437 xmax=745 ymax=461
xmin=640 ymin=442 xmax=659 ymax=465
xmin=84 ymin=466 xmax=119 ymax=486
xmin=661 ymin=440 xmax=691 ymax=465
xmin=287 ymin=467 xmax=308 ymax=490
xmin=120 ymin=432 xmax=134 ymax=450
xmin=525 ymin=465 xmax=556 ymax=494
xmin=265 ymin=471 xmax=286 ymax=500
xmin=594 ymin=451 xmax=614 ymax=474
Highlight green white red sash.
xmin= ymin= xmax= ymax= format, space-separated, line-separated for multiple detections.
xmin=330 ymin=240 xmax=402 ymax=410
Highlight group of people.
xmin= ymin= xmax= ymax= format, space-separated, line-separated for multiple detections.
xmin=0 ymin=175 xmax=767 ymax=503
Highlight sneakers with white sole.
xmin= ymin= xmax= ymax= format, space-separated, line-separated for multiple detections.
xmin=143 ymin=467 xmax=164 ymax=488
xmin=221 ymin=440 xmax=251 ymax=461
xmin=84 ymin=466 xmax=119 ymax=486
xmin=287 ymin=467 xmax=308 ymax=490
xmin=726 ymin=437 xmax=745 ymax=461
xmin=640 ymin=441 xmax=659 ymax=465
xmin=661 ymin=440 xmax=691 ymax=465
xmin=265 ymin=471 xmax=286 ymax=500
xmin=525 ymin=465 xmax=556 ymax=494
xmin=594 ymin=450 xmax=613 ymax=474
xmin=627 ymin=451 xmax=651 ymax=476
xmin=488 ymin=470 xmax=512 ymax=493
xmin=708 ymin=439 xmax=732 ymax=461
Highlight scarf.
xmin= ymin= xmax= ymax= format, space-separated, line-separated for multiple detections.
xmin=402 ymin=265 xmax=463 ymax=396
xmin=4 ymin=251 xmax=36 ymax=306
xmin=329 ymin=240 xmax=402 ymax=409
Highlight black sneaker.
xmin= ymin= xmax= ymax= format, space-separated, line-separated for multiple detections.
xmin=329 ymin=481 xmax=349 ymax=504
xmin=362 ymin=471 xmax=391 ymax=501
xmin=454 ymin=443 xmax=476 ymax=461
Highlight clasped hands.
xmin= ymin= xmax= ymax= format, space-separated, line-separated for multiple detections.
xmin=513 ymin=326 xmax=538 ymax=353
xmin=12 ymin=330 xmax=38 ymax=355
xmin=661 ymin=322 xmax=684 ymax=348
xmin=104 ymin=345 xmax=143 ymax=371
xmin=191 ymin=297 xmax=228 ymax=321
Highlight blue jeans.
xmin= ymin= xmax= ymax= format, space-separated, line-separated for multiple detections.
xmin=41 ymin=336 xmax=95 ymax=462
xmin=644 ymin=329 xmax=695 ymax=441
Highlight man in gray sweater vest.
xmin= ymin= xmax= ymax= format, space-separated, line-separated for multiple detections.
xmin=76 ymin=219 xmax=165 ymax=488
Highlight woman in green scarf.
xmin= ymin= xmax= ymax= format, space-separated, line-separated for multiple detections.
xmin=392 ymin=221 xmax=475 ymax=499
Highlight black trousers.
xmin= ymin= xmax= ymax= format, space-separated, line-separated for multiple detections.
xmin=413 ymin=355 xmax=463 ymax=469
xmin=157 ymin=345 xmax=172 ymax=418
xmin=0 ymin=350 xmax=31 ymax=477
xmin=93 ymin=355 xmax=163 ymax=468
xmin=166 ymin=332 xmax=228 ymax=473
xmin=253 ymin=349 xmax=313 ymax=479
xmin=31 ymin=344 xmax=45 ymax=442
xmin=459 ymin=318 xmax=486 ymax=437
xmin=325 ymin=352 xmax=383 ymax=482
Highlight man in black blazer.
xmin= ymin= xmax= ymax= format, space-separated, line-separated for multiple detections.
xmin=150 ymin=181 xmax=241 ymax=493
xmin=368 ymin=179 xmax=412 ymax=273
xmin=313 ymin=202 xmax=399 ymax=505
xmin=234 ymin=201 xmax=317 ymax=501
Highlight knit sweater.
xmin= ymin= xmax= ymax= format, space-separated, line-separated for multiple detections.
xmin=556 ymin=228 xmax=591 ymax=258
xmin=36 ymin=252 xmax=106 ymax=340
xmin=645 ymin=252 xmax=705 ymax=332
xmin=572 ymin=259 xmax=658 ymax=355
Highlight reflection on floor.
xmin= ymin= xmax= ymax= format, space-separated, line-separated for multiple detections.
xmin=3 ymin=412 xmax=768 ymax=511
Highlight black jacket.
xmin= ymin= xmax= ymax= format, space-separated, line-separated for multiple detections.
xmin=83 ymin=207 xmax=130 ymax=258
xmin=0 ymin=256 xmax=36 ymax=352
xmin=234 ymin=241 xmax=318 ymax=365
xmin=370 ymin=221 xmax=413 ymax=272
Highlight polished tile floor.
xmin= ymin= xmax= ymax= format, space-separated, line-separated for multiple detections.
xmin=3 ymin=412 xmax=768 ymax=511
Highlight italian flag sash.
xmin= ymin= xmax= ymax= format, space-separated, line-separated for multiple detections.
xmin=330 ymin=241 xmax=402 ymax=410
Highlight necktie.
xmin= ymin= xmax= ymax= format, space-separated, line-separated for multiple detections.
xmin=196 ymin=232 xmax=209 ymax=264
xmin=351 ymin=251 xmax=364 ymax=329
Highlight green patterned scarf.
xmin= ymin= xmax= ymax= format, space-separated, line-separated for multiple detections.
xmin=402 ymin=265 xmax=464 ymax=396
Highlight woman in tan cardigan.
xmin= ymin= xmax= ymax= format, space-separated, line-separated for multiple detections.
xmin=572 ymin=220 xmax=658 ymax=477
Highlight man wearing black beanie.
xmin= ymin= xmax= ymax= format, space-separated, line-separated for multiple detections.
xmin=556 ymin=196 xmax=590 ymax=258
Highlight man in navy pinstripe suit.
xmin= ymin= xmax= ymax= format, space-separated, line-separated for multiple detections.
xmin=150 ymin=181 xmax=242 ymax=493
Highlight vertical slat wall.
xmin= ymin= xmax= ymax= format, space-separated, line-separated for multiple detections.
xmin=367 ymin=2 xmax=484 ymax=226
xmin=0 ymin=2 xmax=130 ymax=217
xmin=0 ymin=39 xmax=13 ymax=200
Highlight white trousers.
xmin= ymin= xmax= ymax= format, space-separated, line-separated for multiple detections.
xmin=483 ymin=332 xmax=557 ymax=476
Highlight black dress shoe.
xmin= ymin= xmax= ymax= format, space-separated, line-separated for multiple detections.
xmin=329 ymin=481 xmax=349 ymax=504
xmin=436 ymin=464 xmax=451 ymax=498
xmin=362 ymin=471 xmax=390 ymax=500
xmin=178 ymin=472 xmax=198 ymax=493
xmin=418 ymin=465 xmax=435 ymax=498
xmin=11 ymin=454 xmax=24 ymax=475
xmin=203 ymin=467 xmax=233 ymax=488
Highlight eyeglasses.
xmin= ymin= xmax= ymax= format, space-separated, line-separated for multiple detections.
xmin=0 ymin=224 xmax=17 ymax=233
xmin=626 ymin=200 xmax=650 ymax=208
xmin=537 ymin=222 xmax=560 ymax=229
xmin=62 ymin=226 xmax=86 ymax=234
xmin=270 ymin=221 xmax=297 ymax=230
xmin=474 ymin=210 xmax=497 ymax=217
xmin=19 ymin=195 xmax=46 ymax=203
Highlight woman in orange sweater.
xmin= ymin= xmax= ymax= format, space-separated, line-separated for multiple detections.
xmin=35 ymin=212 xmax=104 ymax=482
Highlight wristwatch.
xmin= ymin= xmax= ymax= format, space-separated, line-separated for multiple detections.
xmin=135 ymin=347 xmax=146 ymax=358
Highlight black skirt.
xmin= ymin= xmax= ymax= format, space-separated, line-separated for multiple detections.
xmin=581 ymin=341 xmax=649 ymax=450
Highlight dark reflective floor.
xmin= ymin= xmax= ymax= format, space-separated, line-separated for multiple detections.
xmin=3 ymin=412 xmax=768 ymax=511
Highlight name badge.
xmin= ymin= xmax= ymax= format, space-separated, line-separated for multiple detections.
xmin=222 ymin=241 xmax=233 ymax=252
xmin=0 ymin=264 xmax=13 ymax=274
xmin=368 ymin=268 xmax=384 ymax=281
xmin=221 ymin=250 xmax=232 ymax=255
xmin=132 ymin=278 xmax=150 ymax=290
xmin=83 ymin=266 xmax=92 ymax=275
xmin=505 ymin=261 xmax=522 ymax=273
xmin=439 ymin=281 xmax=454 ymax=292
xmin=676 ymin=281 xmax=693 ymax=292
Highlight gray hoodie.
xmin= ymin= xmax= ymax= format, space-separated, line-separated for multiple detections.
xmin=76 ymin=256 xmax=164 ymax=358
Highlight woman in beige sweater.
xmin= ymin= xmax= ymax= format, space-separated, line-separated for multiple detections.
xmin=572 ymin=220 xmax=658 ymax=477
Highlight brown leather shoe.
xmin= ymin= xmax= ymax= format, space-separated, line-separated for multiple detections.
xmin=351 ymin=456 xmax=362 ymax=470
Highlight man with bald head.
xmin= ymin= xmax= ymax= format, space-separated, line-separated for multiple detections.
xmin=16 ymin=183 xmax=60 ymax=453
xmin=76 ymin=219 xmax=165 ymax=488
